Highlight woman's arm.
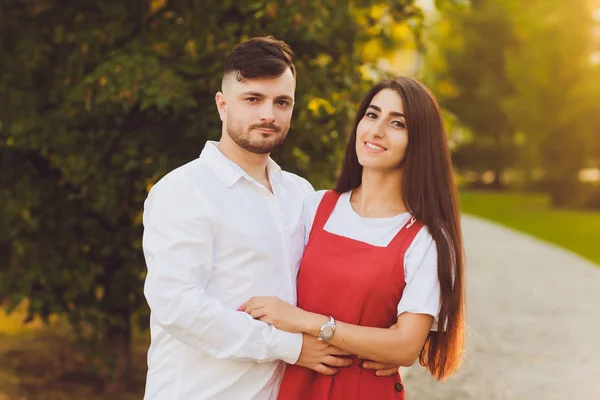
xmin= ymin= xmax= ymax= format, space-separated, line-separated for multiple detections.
xmin=304 ymin=311 xmax=433 ymax=367
xmin=239 ymin=297 xmax=433 ymax=366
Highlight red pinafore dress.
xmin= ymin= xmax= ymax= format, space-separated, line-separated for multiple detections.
xmin=277 ymin=190 xmax=424 ymax=400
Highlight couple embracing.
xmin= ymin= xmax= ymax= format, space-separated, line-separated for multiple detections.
xmin=142 ymin=36 xmax=465 ymax=400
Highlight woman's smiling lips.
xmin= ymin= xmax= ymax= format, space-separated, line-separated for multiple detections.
xmin=363 ymin=141 xmax=387 ymax=153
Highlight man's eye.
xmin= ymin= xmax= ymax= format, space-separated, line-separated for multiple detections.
xmin=246 ymin=97 xmax=258 ymax=102
xmin=277 ymin=100 xmax=290 ymax=106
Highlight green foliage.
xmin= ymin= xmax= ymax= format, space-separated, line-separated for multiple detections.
xmin=427 ymin=0 xmax=600 ymax=199
xmin=426 ymin=0 xmax=519 ymax=181
xmin=0 ymin=0 xmax=427 ymax=387
xmin=503 ymin=0 xmax=599 ymax=206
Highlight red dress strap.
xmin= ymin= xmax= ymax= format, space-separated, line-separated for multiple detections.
xmin=309 ymin=190 xmax=342 ymax=236
xmin=392 ymin=216 xmax=426 ymax=254
xmin=279 ymin=195 xmax=422 ymax=400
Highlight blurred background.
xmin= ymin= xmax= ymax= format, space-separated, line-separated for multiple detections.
xmin=1 ymin=0 xmax=599 ymax=399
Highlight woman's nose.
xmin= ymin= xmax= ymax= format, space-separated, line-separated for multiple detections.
xmin=367 ymin=122 xmax=385 ymax=139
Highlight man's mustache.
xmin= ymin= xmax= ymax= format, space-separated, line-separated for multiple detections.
xmin=250 ymin=123 xmax=282 ymax=132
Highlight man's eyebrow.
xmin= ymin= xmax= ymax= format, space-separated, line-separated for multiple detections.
xmin=239 ymin=91 xmax=265 ymax=97
xmin=239 ymin=92 xmax=294 ymax=102
xmin=275 ymin=95 xmax=294 ymax=102
xmin=368 ymin=104 xmax=406 ymax=118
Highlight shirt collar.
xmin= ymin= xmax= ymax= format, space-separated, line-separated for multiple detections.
xmin=199 ymin=141 xmax=282 ymax=188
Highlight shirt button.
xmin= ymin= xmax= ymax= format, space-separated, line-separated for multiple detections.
xmin=394 ymin=382 xmax=403 ymax=392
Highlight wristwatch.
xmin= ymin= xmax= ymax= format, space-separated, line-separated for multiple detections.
xmin=317 ymin=316 xmax=336 ymax=341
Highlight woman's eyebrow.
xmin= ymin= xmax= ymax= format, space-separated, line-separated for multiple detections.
xmin=368 ymin=104 xmax=406 ymax=118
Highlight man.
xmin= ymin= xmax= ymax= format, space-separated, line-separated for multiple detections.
xmin=141 ymin=37 xmax=353 ymax=400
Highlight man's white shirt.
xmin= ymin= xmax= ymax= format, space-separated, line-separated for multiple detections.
xmin=142 ymin=141 xmax=314 ymax=400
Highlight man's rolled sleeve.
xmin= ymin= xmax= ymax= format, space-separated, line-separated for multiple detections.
xmin=272 ymin=330 xmax=303 ymax=364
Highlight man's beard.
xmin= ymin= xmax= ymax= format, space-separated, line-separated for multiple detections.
xmin=227 ymin=118 xmax=289 ymax=155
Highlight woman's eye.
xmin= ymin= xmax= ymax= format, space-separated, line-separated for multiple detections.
xmin=366 ymin=112 xmax=377 ymax=119
xmin=392 ymin=121 xmax=406 ymax=128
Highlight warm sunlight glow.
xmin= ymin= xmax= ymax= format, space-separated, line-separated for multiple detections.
xmin=580 ymin=168 xmax=600 ymax=182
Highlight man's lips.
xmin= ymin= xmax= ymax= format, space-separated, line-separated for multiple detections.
xmin=252 ymin=125 xmax=280 ymax=133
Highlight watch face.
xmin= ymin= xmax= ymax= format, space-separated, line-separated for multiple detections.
xmin=322 ymin=326 xmax=334 ymax=340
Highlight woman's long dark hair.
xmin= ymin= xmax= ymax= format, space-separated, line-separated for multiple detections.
xmin=335 ymin=77 xmax=465 ymax=380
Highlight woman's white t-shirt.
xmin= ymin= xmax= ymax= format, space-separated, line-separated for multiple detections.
xmin=303 ymin=190 xmax=441 ymax=330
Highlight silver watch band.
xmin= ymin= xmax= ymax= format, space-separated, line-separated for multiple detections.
xmin=317 ymin=316 xmax=336 ymax=341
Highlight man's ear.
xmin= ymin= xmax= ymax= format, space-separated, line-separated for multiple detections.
xmin=215 ymin=92 xmax=227 ymax=122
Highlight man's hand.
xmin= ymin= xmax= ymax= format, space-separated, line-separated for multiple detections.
xmin=361 ymin=360 xmax=401 ymax=377
xmin=295 ymin=334 xmax=353 ymax=376
xmin=362 ymin=322 xmax=401 ymax=377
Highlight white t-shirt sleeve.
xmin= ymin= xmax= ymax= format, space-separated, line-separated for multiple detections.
xmin=302 ymin=190 xmax=328 ymax=245
xmin=397 ymin=226 xmax=441 ymax=331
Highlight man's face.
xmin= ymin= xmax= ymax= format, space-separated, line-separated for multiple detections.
xmin=217 ymin=68 xmax=295 ymax=154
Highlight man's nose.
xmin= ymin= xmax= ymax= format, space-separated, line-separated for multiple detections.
xmin=259 ymin=103 xmax=276 ymax=123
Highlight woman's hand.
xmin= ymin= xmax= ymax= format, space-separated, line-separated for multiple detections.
xmin=239 ymin=296 xmax=319 ymax=333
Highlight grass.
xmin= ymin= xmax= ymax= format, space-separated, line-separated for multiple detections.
xmin=460 ymin=190 xmax=600 ymax=266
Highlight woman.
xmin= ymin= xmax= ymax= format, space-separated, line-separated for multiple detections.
xmin=240 ymin=77 xmax=465 ymax=399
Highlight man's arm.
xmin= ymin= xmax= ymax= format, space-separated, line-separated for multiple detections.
xmin=142 ymin=177 xmax=300 ymax=364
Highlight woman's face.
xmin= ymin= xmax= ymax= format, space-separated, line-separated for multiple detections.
xmin=355 ymin=88 xmax=408 ymax=171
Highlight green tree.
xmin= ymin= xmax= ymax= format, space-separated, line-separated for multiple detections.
xmin=427 ymin=0 xmax=599 ymax=199
xmin=0 ymin=0 xmax=427 ymax=392
xmin=426 ymin=0 xmax=518 ymax=186
xmin=504 ymin=0 xmax=598 ymax=206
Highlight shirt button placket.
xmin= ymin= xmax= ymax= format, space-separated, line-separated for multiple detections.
xmin=267 ymin=190 xmax=292 ymax=298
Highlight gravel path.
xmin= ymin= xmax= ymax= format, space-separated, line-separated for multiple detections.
xmin=403 ymin=215 xmax=600 ymax=400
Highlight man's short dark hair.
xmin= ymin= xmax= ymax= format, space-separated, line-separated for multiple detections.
xmin=223 ymin=36 xmax=295 ymax=82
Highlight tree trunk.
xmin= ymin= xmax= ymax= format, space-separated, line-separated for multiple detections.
xmin=104 ymin=314 xmax=132 ymax=394
xmin=491 ymin=169 xmax=503 ymax=189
